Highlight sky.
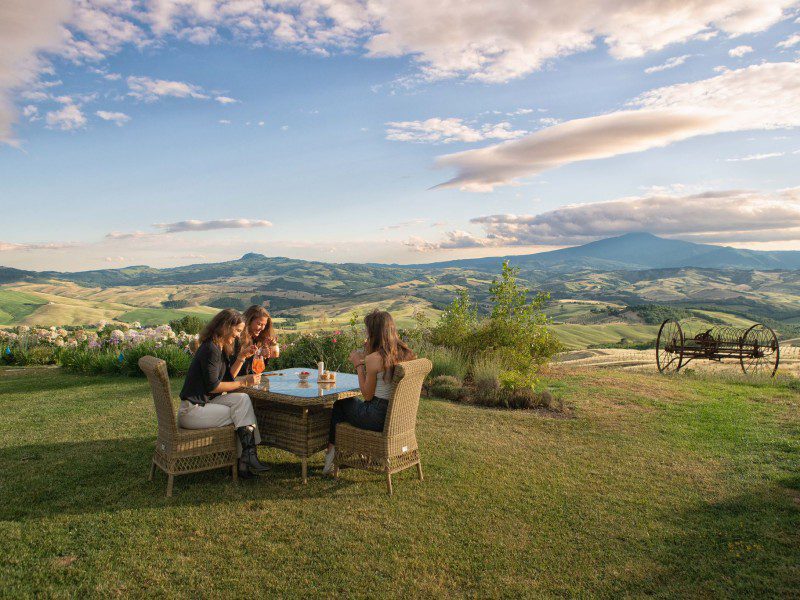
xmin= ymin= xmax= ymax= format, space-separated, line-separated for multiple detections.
xmin=1 ymin=0 xmax=800 ymax=272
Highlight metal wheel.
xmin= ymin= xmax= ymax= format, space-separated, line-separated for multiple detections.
xmin=656 ymin=319 xmax=684 ymax=374
xmin=740 ymin=324 xmax=779 ymax=377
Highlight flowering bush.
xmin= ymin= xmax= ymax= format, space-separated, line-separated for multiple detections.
xmin=270 ymin=327 xmax=362 ymax=373
xmin=0 ymin=322 xmax=196 ymax=376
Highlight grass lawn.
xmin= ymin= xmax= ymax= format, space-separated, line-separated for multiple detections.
xmin=0 ymin=367 xmax=798 ymax=597
xmin=0 ymin=290 xmax=47 ymax=325
xmin=117 ymin=307 xmax=217 ymax=327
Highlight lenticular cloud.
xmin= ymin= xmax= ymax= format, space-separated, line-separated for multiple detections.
xmin=436 ymin=62 xmax=800 ymax=191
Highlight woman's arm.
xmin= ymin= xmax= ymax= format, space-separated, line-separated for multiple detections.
xmin=204 ymin=345 xmax=257 ymax=394
xmin=210 ymin=377 xmax=256 ymax=394
xmin=228 ymin=343 xmax=256 ymax=379
xmin=355 ymin=353 xmax=381 ymax=401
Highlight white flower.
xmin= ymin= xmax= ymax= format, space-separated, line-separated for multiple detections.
xmin=131 ymin=321 xmax=142 ymax=329
xmin=18 ymin=325 xmax=29 ymax=334
xmin=54 ymin=339 xmax=65 ymax=347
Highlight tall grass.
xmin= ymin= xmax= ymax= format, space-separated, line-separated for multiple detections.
xmin=415 ymin=343 xmax=469 ymax=380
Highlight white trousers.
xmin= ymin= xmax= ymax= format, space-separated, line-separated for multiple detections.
xmin=178 ymin=393 xmax=261 ymax=457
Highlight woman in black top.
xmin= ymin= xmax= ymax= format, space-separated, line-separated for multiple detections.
xmin=178 ymin=309 xmax=270 ymax=479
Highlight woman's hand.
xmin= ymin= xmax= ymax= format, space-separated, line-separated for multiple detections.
xmin=238 ymin=344 xmax=257 ymax=361
xmin=349 ymin=349 xmax=365 ymax=367
xmin=244 ymin=373 xmax=261 ymax=386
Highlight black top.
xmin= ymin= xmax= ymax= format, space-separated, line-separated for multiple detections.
xmin=179 ymin=340 xmax=230 ymax=406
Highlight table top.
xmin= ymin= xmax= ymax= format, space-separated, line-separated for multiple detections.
xmin=242 ymin=368 xmax=361 ymax=406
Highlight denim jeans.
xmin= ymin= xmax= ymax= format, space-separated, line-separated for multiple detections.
xmin=328 ymin=397 xmax=388 ymax=444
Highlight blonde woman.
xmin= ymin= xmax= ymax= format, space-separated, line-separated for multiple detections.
xmin=322 ymin=310 xmax=416 ymax=475
xmin=178 ymin=308 xmax=270 ymax=479
xmin=229 ymin=305 xmax=280 ymax=379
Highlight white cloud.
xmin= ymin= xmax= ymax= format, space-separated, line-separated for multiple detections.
xmin=258 ymin=121 xmax=265 ymax=126
xmin=0 ymin=240 xmax=79 ymax=252
xmin=215 ymin=95 xmax=239 ymax=104
xmin=725 ymin=152 xmax=784 ymax=161
xmin=154 ymin=218 xmax=273 ymax=233
xmin=22 ymin=105 xmax=39 ymax=120
xmin=728 ymin=45 xmax=754 ymax=57
xmin=45 ymin=103 xmax=87 ymax=131
xmin=0 ymin=0 xmax=71 ymax=144
xmin=645 ymin=54 xmax=691 ymax=74
xmin=127 ymin=75 xmax=208 ymax=102
xmin=386 ymin=117 xmax=526 ymax=144
xmin=436 ymin=62 xmax=800 ymax=191
xmin=3 ymin=0 xmax=799 ymax=143
xmin=106 ymin=218 xmax=273 ymax=241
xmin=777 ymin=33 xmax=800 ymax=48
xmin=218 ymin=119 xmax=231 ymax=124
xmin=411 ymin=188 xmax=800 ymax=250
xmin=95 ymin=110 xmax=130 ymax=125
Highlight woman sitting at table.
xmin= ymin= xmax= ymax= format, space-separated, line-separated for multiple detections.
xmin=322 ymin=310 xmax=416 ymax=475
xmin=228 ymin=305 xmax=280 ymax=380
xmin=178 ymin=308 xmax=271 ymax=479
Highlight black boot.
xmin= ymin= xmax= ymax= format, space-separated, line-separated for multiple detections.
xmin=236 ymin=426 xmax=270 ymax=473
xmin=238 ymin=464 xmax=257 ymax=480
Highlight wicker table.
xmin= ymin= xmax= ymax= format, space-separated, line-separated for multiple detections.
xmin=242 ymin=368 xmax=360 ymax=483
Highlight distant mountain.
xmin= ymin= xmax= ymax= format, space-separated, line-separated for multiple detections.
xmin=409 ymin=233 xmax=800 ymax=272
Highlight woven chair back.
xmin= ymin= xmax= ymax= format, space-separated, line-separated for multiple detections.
xmin=138 ymin=355 xmax=177 ymax=438
xmin=383 ymin=358 xmax=432 ymax=436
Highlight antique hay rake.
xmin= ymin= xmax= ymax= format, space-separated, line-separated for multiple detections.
xmin=656 ymin=319 xmax=780 ymax=376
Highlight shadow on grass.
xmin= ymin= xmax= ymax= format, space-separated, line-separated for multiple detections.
xmin=598 ymin=489 xmax=800 ymax=597
xmin=0 ymin=436 xmax=356 ymax=521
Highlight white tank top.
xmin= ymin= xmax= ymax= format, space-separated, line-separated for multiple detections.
xmin=374 ymin=371 xmax=395 ymax=400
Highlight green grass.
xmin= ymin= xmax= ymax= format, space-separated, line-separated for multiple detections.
xmin=552 ymin=323 xmax=660 ymax=349
xmin=117 ymin=307 xmax=216 ymax=326
xmin=0 ymin=366 xmax=798 ymax=596
xmin=0 ymin=290 xmax=47 ymax=325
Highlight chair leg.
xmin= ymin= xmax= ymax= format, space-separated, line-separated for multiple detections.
xmin=301 ymin=458 xmax=308 ymax=484
xmin=333 ymin=466 xmax=339 ymax=479
xmin=149 ymin=460 xmax=156 ymax=481
xmin=386 ymin=472 xmax=393 ymax=496
xmin=416 ymin=461 xmax=424 ymax=481
xmin=166 ymin=474 xmax=174 ymax=497
xmin=232 ymin=463 xmax=238 ymax=484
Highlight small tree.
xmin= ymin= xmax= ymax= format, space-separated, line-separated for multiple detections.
xmin=169 ymin=315 xmax=204 ymax=335
xmin=479 ymin=261 xmax=560 ymax=388
xmin=428 ymin=289 xmax=478 ymax=348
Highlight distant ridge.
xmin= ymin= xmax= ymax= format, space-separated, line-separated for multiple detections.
xmin=1 ymin=234 xmax=799 ymax=288
xmin=403 ymin=233 xmax=800 ymax=272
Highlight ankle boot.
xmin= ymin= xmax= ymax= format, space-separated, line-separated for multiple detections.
xmin=236 ymin=426 xmax=270 ymax=473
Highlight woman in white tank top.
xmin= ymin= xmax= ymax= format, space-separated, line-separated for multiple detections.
xmin=322 ymin=310 xmax=416 ymax=475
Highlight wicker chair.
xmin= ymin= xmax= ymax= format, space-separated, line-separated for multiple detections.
xmin=333 ymin=358 xmax=432 ymax=495
xmin=138 ymin=356 xmax=238 ymax=497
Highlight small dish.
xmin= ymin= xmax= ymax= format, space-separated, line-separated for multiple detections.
xmin=298 ymin=371 xmax=311 ymax=381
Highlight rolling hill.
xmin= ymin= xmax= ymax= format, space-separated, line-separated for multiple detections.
xmin=410 ymin=232 xmax=800 ymax=272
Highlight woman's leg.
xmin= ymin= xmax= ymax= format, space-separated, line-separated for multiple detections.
xmin=328 ymin=397 xmax=357 ymax=446
xmin=178 ymin=402 xmax=233 ymax=430
xmin=207 ymin=393 xmax=261 ymax=453
xmin=348 ymin=399 xmax=388 ymax=433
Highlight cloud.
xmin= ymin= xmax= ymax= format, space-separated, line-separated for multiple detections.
xmin=645 ymin=54 xmax=691 ymax=74
xmin=777 ymin=33 xmax=800 ymax=48
xmin=95 ymin=110 xmax=130 ymax=126
xmin=154 ymin=218 xmax=273 ymax=234
xmin=106 ymin=218 xmax=273 ymax=240
xmin=728 ymin=45 xmax=754 ymax=57
xmin=381 ymin=218 xmax=428 ymax=231
xmin=412 ymin=188 xmax=800 ymax=250
xmin=45 ymin=103 xmax=86 ymax=130
xmin=435 ymin=62 xmax=800 ymax=191
xmin=0 ymin=0 xmax=71 ymax=144
xmin=365 ymin=0 xmax=797 ymax=82
xmin=215 ymin=95 xmax=239 ymax=104
xmin=218 ymin=119 xmax=231 ymax=124
xmin=725 ymin=152 xmax=784 ymax=161
xmin=0 ymin=241 xmax=79 ymax=252
xmin=127 ymin=75 xmax=208 ymax=102
xmin=386 ymin=118 xmax=526 ymax=144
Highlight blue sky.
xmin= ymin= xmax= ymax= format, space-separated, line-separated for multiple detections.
xmin=1 ymin=1 xmax=799 ymax=271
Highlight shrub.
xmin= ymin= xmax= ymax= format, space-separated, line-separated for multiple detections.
xmin=271 ymin=328 xmax=361 ymax=373
xmin=9 ymin=345 xmax=59 ymax=366
xmin=119 ymin=341 xmax=192 ymax=377
xmin=416 ymin=344 xmax=469 ymax=380
xmin=60 ymin=348 xmax=122 ymax=375
xmin=169 ymin=315 xmax=205 ymax=335
xmin=428 ymin=290 xmax=477 ymax=348
xmin=428 ymin=375 xmax=464 ymax=401
xmin=470 ymin=353 xmax=504 ymax=387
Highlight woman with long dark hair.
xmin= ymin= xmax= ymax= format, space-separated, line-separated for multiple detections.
xmin=178 ymin=308 xmax=270 ymax=479
xmin=228 ymin=305 xmax=280 ymax=379
xmin=322 ymin=310 xmax=416 ymax=475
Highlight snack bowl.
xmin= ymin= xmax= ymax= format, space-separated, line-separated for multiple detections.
xmin=298 ymin=371 xmax=311 ymax=381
